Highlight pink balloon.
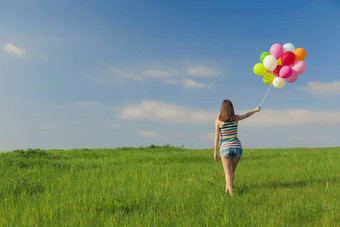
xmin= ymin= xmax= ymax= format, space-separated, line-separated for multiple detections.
xmin=291 ymin=61 xmax=307 ymax=74
xmin=286 ymin=71 xmax=299 ymax=83
xmin=270 ymin=43 xmax=284 ymax=59
xmin=279 ymin=66 xmax=293 ymax=79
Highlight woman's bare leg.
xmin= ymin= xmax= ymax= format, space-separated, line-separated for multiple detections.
xmin=231 ymin=158 xmax=241 ymax=182
xmin=220 ymin=155 xmax=233 ymax=195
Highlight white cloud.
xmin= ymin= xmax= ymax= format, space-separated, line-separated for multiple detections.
xmin=186 ymin=65 xmax=219 ymax=77
xmin=75 ymin=101 xmax=112 ymax=112
xmin=91 ymin=60 xmax=220 ymax=89
xmin=299 ymin=81 xmax=340 ymax=95
xmin=92 ymin=66 xmax=143 ymax=85
xmin=3 ymin=43 xmax=26 ymax=57
xmin=144 ymin=69 xmax=173 ymax=78
xmin=197 ymin=132 xmax=215 ymax=140
xmin=143 ymin=64 xmax=217 ymax=89
xmin=242 ymin=109 xmax=340 ymax=127
xmin=139 ymin=130 xmax=165 ymax=139
xmin=182 ymin=78 xmax=208 ymax=88
xmin=288 ymin=135 xmax=333 ymax=143
xmin=119 ymin=100 xmax=218 ymax=123
xmin=166 ymin=78 xmax=210 ymax=89
xmin=118 ymin=100 xmax=340 ymax=126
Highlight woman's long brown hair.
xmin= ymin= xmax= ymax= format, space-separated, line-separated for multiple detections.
xmin=218 ymin=99 xmax=237 ymax=122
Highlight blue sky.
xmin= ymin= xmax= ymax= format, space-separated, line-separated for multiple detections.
xmin=1 ymin=0 xmax=340 ymax=151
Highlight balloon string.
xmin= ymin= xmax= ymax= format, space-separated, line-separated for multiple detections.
xmin=259 ymin=84 xmax=272 ymax=107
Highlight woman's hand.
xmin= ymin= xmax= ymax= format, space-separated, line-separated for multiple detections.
xmin=254 ymin=106 xmax=261 ymax=112
xmin=214 ymin=153 xmax=219 ymax=162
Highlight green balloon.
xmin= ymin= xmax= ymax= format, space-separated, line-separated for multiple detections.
xmin=260 ymin=52 xmax=270 ymax=63
xmin=263 ymin=73 xmax=275 ymax=84
xmin=253 ymin=63 xmax=266 ymax=76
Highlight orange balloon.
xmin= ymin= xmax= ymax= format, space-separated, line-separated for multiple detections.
xmin=294 ymin=48 xmax=307 ymax=61
xmin=266 ymin=69 xmax=271 ymax=72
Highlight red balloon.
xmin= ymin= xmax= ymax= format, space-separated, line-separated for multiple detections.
xmin=273 ymin=65 xmax=283 ymax=76
xmin=281 ymin=51 xmax=295 ymax=66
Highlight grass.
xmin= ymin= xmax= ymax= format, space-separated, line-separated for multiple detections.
xmin=0 ymin=146 xmax=339 ymax=226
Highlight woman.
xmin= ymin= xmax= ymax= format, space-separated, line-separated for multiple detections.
xmin=214 ymin=99 xmax=260 ymax=195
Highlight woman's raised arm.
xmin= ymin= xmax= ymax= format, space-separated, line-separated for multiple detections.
xmin=237 ymin=106 xmax=261 ymax=121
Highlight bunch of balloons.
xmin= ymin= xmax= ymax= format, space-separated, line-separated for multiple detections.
xmin=253 ymin=43 xmax=307 ymax=89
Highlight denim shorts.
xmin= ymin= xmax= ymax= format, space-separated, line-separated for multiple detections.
xmin=220 ymin=147 xmax=242 ymax=158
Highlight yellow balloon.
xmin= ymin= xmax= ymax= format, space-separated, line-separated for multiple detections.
xmin=253 ymin=63 xmax=266 ymax=76
xmin=277 ymin=58 xmax=281 ymax=65
xmin=263 ymin=73 xmax=275 ymax=84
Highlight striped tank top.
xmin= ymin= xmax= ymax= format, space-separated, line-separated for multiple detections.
xmin=219 ymin=121 xmax=242 ymax=151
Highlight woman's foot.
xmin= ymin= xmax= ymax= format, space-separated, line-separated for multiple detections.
xmin=229 ymin=190 xmax=234 ymax=197
xmin=225 ymin=187 xmax=234 ymax=196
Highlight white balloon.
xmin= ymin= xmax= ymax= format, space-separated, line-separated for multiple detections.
xmin=263 ymin=55 xmax=277 ymax=71
xmin=283 ymin=43 xmax=295 ymax=52
xmin=273 ymin=77 xmax=285 ymax=89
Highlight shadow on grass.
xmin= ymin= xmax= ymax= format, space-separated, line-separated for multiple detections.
xmin=235 ymin=177 xmax=339 ymax=195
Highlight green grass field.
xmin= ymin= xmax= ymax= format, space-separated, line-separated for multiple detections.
xmin=0 ymin=146 xmax=339 ymax=226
